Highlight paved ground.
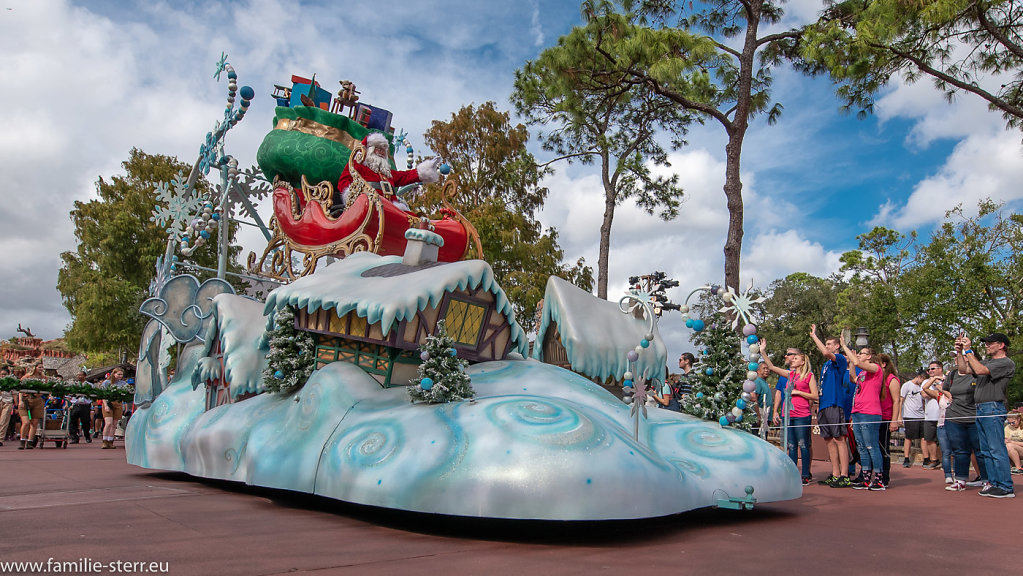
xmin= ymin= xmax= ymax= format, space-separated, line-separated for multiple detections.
xmin=1 ymin=439 xmax=1019 ymax=575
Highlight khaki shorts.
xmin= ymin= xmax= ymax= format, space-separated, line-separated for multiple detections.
xmin=102 ymin=400 xmax=124 ymax=421
xmin=18 ymin=394 xmax=44 ymax=421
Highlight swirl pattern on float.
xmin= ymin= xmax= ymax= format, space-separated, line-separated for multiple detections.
xmin=667 ymin=457 xmax=709 ymax=480
xmin=484 ymin=398 xmax=606 ymax=449
xmin=332 ymin=421 xmax=404 ymax=469
xmin=675 ymin=425 xmax=756 ymax=461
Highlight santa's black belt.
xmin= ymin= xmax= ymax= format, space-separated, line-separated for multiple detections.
xmin=368 ymin=181 xmax=395 ymax=197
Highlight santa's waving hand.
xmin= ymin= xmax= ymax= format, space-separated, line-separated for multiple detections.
xmin=332 ymin=132 xmax=443 ymax=214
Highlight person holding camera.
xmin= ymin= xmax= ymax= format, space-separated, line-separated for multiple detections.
xmin=955 ymin=332 xmax=1016 ymax=498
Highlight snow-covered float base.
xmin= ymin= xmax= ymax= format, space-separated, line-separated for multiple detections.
xmin=127 ymin=352 xmax=800 ymax=521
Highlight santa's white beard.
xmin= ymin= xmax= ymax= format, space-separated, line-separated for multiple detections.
xmin=363 ymin=149 xmax=392 ymax=179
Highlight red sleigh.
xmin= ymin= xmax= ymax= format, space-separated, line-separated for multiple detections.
xmin=248 ymin=142 xmax=482 ymax=282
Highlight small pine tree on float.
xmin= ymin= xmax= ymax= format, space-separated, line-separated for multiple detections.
xmin=408 ymin=322 xmax=474 ymax=403
xmin=262 ymin=305 xmax=317 ymax=394
xmin=678 ymin=315 xmax=753 ymax=431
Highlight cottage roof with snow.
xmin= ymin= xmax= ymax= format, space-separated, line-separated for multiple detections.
xmin=532 ymin=276 xmax=667 ymax=386
xmin=263 ymin=240 xmax=527 ymax=386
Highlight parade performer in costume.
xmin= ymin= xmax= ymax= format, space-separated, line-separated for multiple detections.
xmin=332 ymin=132 xmax=442 ymax=214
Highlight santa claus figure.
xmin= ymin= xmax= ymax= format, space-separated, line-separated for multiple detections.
xmin=332 ymin=132 xmax=442 ymax=214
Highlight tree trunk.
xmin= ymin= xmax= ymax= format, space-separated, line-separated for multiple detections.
xmin=597 ymin=187 xmax=615 ymax=300
xmin=723 ymin=132 xmax=745 ymax=293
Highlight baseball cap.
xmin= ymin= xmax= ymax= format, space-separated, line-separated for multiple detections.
xmin=979 ymin=332 xmax=1010 ymax=347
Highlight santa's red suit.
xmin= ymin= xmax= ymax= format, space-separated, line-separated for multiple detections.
xmin=333 ymin=133 xmax=441 ymax=212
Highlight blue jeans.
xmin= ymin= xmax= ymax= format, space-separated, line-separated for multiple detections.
xmin=976 ymin=402 xmax=1013 ymax=492
xmin=936 ymin=425 xmax=952 ymax=477
xmin=787 ymin=416 xmax=812 ymax=478
xmin=851 ymin=413 xmax=882 ymax=472
xmin=944 ymin=418 xmax=986 ymax=481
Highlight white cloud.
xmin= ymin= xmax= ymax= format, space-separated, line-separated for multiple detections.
xmin=870 ymin=129 xmax=1023 ymax=229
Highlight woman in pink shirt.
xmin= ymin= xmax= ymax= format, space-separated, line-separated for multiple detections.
xmin=762 ymin=341 xmax=819 ymax=485
xmin=841 ymin=339 xmax=886 ymax=491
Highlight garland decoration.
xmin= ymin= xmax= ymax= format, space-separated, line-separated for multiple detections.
xmin=0 ymin=377 xmax=135 ymax=402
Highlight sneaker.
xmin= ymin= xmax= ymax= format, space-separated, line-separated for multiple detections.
xmin=979 ymin=483 xmax=993 ymax=495
xmin=921 ymin=458 xmax=931 ymax=467
xmin=903 ymin=457 xmax=913 ymax=468
xmin=928 ymin=461 xmax=942 ymax=470
xmin=945 ymin=476 xmax=954 ymax=485
xmin=852 ymin=475 xmax=872 ymax=490
xmin=850 ymin=473 xmax=866 ymax=485
xmin=801 ymin=477 xmax=812 ymax=486
xmin=831 ymin=476 xmax=852 ymax=488
xmin=979 ymin=486 xmax=1016 ymax=498
xmin=1011 ymin=467 xmax=1023 ymax=475
xmin=965 ymin=477 xmax=986 ymax=487
xmin=817 ymin=475 xmax=837 ymax=486
xmin=869 ymin=478 xmax=886 ymax=491
xmin=946 ymin=480 xmax=966 ymax=492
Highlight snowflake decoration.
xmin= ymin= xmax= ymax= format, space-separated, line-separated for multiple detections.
xmin=213 ymin=52 xmax=229 ymax=81
xmin=716 ymin=281 xmax=766 ymax=330
xmin=152 ymin=172 xmax=203 ymax=239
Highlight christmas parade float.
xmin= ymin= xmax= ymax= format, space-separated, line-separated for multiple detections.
xmin=125 ymin=59 xmax=800 ymax=521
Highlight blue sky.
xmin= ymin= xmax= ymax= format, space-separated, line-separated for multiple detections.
xmin=1 ymin=0 xmax=1021 ymax=366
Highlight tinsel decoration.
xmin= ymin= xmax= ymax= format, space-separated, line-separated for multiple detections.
xmin=262 ymin=306 xmax=317 ymax=394
xmin=408 ymin=322 xmax=474 ymax=403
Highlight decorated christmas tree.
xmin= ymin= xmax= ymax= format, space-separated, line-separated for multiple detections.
xmin=678 ymin=315 xmax=753 ymax=432
xmin=262 ymin=305 xmax=317 ymax=394
xmin=408 ymin=322 xmax=474 ymax=403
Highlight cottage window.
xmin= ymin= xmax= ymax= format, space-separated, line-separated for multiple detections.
xmin=444 ymin=298 xmax=486 ymax=347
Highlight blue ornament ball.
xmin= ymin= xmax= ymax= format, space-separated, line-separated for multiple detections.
xmin=273 ymin=370 xmax=283 ymax=379
xmin=710 ymin=285 xmax=720 ymax=295
xmin=695 ymin=391 xmax=704 ymax=399
xmin=747 ymin=362 xmax=759 ymax=371
xmin=211 ymin=213 xmax=221 ymax=221
xmin=736 ymin=399 xmax=748 ymax=410
xmin=439 ymin=163 xmax=451 ymax=175
xmin=685 ymin=318 xmax=694 ymax=328
xmin=448 ymin=348 xmax=457 ymax=357
xmin=200 ymin=230 xmax=211 ymax=239
xmin=640 ymin=338 xmax=650 ymax=348
xmin=623 ymin=379 xmax=633 ymax=388
xmin=227 ymin=70 xmax=237 ymax=80
xmin=692 ymin=319 xmax=705 ymax=332
xmin=239 ymin=85 xmax=255 ymax=100
xmin=719 ymin=416 xmax=730 ymax=427
xmin=406 ymin=146 xmax=414 ymax=153
xmin=420 ymin=377 xmax=434 ymax=390
xmin=705 ymin=367 xmax=714 ymax=376
xmin=746 ymin=334 xmax=759 ymax=345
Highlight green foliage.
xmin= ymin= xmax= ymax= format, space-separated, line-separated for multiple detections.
xmin=408 ymin=323 xmax=474 ymax=403
xmin=757 ymin=272 xmax=847 ymax=369
xmin=419 ymin=102 xmax=593 ymax=331
xmin=262 ymin=306 xmax=316 ymax=394
xmin=798 ymin=0 xmax=1023 ymax=128
xmin=542 ymin=0 xmax=799 ymax=292
xmin=57 ymin=148 xmax=238 ymax=356
xmin=0 ymin=377 xmax=134 ymax=402
xmin=678 ymin=311 xmax=753 ymax=431
xmin=754 ymin=200 xmax=1022 ymax=405
xmin=512 ymin=9 xmax=691 ymax=298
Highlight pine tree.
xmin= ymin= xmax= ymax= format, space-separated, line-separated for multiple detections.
xmin=408 ymin=322 xmax=474 ymax=403
xmin=262 ymin=306 xmax=316 ymax=394
xmin=679 ymin=315 xmax=753 ymax=431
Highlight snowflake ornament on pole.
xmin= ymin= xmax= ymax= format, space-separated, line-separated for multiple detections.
xmin=617 ymin=290 xmax=659 ymax=442
xmin=677 ymin=281 xmax=766 ymax=430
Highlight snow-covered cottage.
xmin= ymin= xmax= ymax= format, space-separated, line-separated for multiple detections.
xmin=532 ymin=276 xmax=667 ymax=388
xmin=264 ymin=229 xmax=528 ymax=387
xmin=193 ymin=295 xmax=269 ymax=409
